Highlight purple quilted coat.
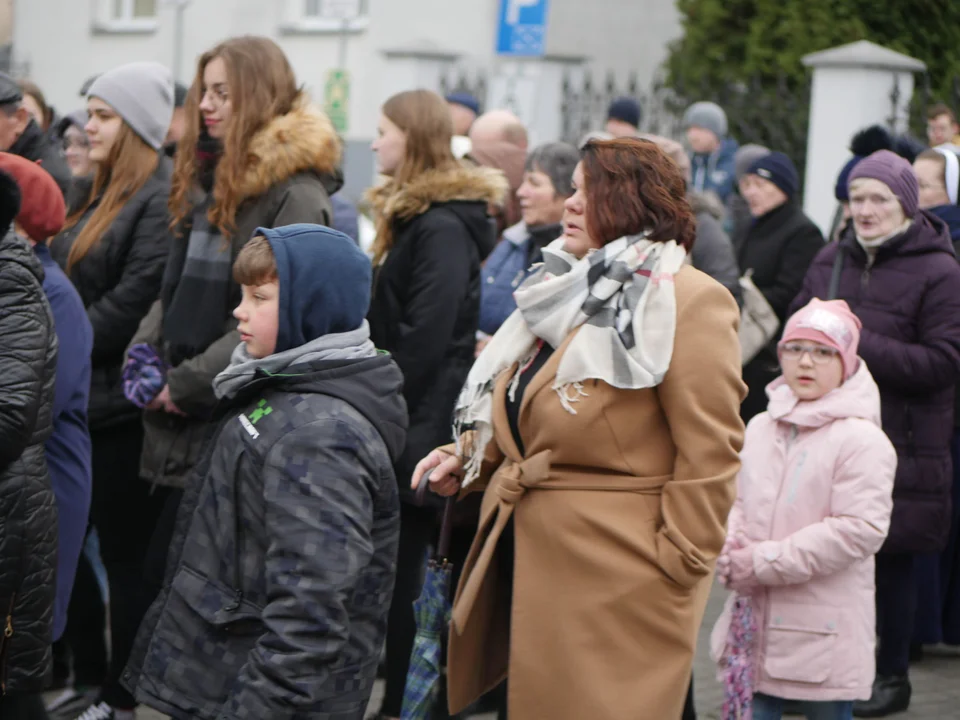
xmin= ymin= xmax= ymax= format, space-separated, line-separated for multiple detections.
xmin=791 ymin=211 xmax=960 ymax=553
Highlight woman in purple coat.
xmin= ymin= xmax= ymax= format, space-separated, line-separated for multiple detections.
xmin=791 ymin=150 xmax=960 ymax=718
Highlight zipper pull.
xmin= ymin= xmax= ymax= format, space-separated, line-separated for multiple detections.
xmin=4 ymin=615 xmax=11 ymax=638
xmin=223 ymin=589 xmax=243 ymax=613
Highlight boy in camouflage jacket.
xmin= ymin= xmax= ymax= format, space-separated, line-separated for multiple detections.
xmin=125 ymin=224 xmax=408 ymax=720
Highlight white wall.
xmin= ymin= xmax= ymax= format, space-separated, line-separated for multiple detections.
xmin=14 ymin=0 xmax=679 ymax=141
xmin=546 ymin=0 xmax=681 ymax=81
xmin=12 ymin=0 xmax=499 ymax=141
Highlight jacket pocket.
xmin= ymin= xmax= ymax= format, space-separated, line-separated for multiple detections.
xmin=763 ymin=605 xmax=838 ymax=684
xmin=172 ymin=564 xmax=264 ymax=634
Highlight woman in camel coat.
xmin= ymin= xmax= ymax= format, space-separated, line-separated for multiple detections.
xmin=414 ymin=138 xmax=746 ymax=719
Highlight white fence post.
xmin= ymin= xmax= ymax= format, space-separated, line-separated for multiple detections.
xmin=801 ymin=41 xmax=926 ymax=235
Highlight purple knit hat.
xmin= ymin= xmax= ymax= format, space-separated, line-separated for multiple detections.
xmin=848 ymin=149 xmax=919 ymax=217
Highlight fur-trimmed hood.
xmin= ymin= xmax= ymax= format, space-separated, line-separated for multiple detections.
xmin=237 ymin=100 xmax=343 ymax=201
xmin=688 ymin=190 xmax=725 ymax=220
xmin=365 ymin=164 xmax=508 ymax=225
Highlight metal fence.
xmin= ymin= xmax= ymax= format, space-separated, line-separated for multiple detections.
xmin=436 ymin=62 xmax=813 ymax=183
xmin=560 ymin=69 xmax=812 ymax=182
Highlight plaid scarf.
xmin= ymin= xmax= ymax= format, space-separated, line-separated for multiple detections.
xmin=454 ymin=233 xmax=686 ymax=486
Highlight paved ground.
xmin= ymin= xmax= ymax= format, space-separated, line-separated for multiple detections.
xmin=131 ymin=584 xmax=960 ymax=719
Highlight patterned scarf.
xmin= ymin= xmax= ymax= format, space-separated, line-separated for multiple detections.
xmin=454 ymin=233 xmax=687 ymax=486
xmin=721 ymin=594 xmax=757 ymax=720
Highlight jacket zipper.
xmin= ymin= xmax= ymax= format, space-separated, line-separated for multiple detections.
xmin=222 ymin=451 xmax=246 ymax=613
xmin=0 ymin=594 xmax=15 ymax=694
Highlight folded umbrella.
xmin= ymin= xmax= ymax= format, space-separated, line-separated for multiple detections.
xmin=400 ymin=477 xmax=456 ymax=720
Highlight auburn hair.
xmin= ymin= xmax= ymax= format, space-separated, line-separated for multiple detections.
xmin=63 ymin=122 xmax=159 ymax=273
xmin=580 ymin=138 xmax=697 ymax=250
xmin=233 ymin=235 xmax=278 ymax=286
xmin=169 ymin=36 xmax=300 ymax=237
xmin=370 ymin=89 xmax=460 ymax=264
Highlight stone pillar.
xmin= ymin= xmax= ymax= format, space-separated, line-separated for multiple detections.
xmin=801 ymin=40 xmax=926 ymax=235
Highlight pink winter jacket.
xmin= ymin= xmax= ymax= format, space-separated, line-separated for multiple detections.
xmin=710 ymin=362 xmax=896 ymax=702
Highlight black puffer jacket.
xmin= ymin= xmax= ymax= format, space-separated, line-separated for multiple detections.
xmin=738 ymin=200 xmax=824 ymax=421
xmin=50 ymin=158 xmax=172 ymax=431
xmin=366 ymin=165 xmax=506 ymax=503
xmin=0 ymin=231 xmax=59 ymax=694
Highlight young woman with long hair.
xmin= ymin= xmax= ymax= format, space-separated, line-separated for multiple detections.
xmin=365 ymin=88 xmax=507 ymax=720
xmin=123 ymin=34 xmax=343 ymax=702
xmin=48 ymin=61 xmax=176 ymax=720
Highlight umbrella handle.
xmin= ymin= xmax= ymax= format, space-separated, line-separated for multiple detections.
xmin=437 ymin=497 xmax=455 ymax=561
xmin=416 ymin=470 xmax=456 ymax=562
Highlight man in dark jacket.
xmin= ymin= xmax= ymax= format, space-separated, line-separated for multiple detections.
xmin=0 ymin=73 xmax=71 ymax=198
xmin=791 ymin=150 xmax=960 ymax=718
xmin=125 ymin=224 xmax=407 ymax=720
xmin=0 ymin=170 xmax=59 ymax=719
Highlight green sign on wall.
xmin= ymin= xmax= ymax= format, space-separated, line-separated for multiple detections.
xmin=324 ymin=69 xmax=350 ymax=134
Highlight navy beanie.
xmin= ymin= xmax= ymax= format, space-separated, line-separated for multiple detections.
xmin=254 ymin=224 xmax=372 ymax=353
xmin=607 ymin=97 xmax=641 ymax=128
xmin=835 ymin=156 xmax=862 ymax=202
xmin=446 ymin=92 xmax=481 ymax=117
xmin=746 ymin=151 xmax=799 ymax=199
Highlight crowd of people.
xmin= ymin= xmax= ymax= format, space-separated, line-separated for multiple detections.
xmin=0 ymin=32 xmax=958 ymax=720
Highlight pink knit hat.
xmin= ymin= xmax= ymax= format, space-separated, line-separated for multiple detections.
xmin=779 ymin=299 xmax=862 ymax=380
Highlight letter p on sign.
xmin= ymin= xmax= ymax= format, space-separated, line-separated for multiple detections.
xmin=506 ymin=0 xmax=539 ymax=24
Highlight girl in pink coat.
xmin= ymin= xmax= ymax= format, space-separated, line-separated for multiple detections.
xmin=711 ymin=299 xmax=897 ymax=720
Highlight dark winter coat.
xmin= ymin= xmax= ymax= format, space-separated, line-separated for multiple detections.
xmin=0 ymin=231 xmax=59 ymax=694
xmin=366 ymin=165 xmax=506 ymax=503
xmin=10 ymin=119 xmax=71 ymax=198
xmin=34 ymin=242 xmax=93 ymax=642
xmin=690 ymin=137 xmax=739 ymax=206
xmin=927 ymin=204 xmax=960 ymax=427
xmin=129 ymin=103 xmax=342 ymax=488
xmin=791 ymin=211 xmax=960 ymax=553
xmin=125 ymin=352 xmax=407 ymax=720
xmin=49 ymin=158 xmax=172 ymax=431
xmin=689 ymin=192 xmax=742 ymax=305
xmin=478 ymin=221 xmax=563 ymax=336
xmin=739 ymin=200 xmax=825 ymax=421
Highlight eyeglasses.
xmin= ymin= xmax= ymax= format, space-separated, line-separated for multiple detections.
xmin=201 ymin=86 xmax=229 ymax=108
xmin=62 ymin=136 xmax=90 ymax=151
xmin=778 ymin=343 xmax=841 ymax=364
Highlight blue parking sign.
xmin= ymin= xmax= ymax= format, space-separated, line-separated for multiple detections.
xmin=496 ymin=0 xmax=550 ymax=57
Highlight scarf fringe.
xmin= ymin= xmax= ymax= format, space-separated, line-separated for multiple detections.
xmin=556 ymin=382 xmax=589 ymax=415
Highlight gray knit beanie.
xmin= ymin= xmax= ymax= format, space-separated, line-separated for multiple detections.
xmin=88 ymin=62 xmax=174 ymax=151
xmin=683 ymin=101 xmax=728 ymax=139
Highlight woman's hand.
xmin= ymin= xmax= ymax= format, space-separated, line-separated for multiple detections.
xmin=412 ymin=449 xmax=464 ymax=497
xmin=148 ymin=385 xmax=186 ymax=416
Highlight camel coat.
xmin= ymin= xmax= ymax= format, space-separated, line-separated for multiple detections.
xmin=443 ymin=266 xmax=746 ymax=719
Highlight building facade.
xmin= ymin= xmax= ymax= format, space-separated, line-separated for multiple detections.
xmin=13 ymin=0 xmax=681 ymax=197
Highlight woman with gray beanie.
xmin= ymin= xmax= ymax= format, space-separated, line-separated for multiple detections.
xmin=49 ymin=61 xmax=175 ymax=720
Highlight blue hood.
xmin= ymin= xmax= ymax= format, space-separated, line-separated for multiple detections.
xmin=255 ymin=224 xmax=372 ymax=353
xmin=927 ymin=204 xmax=960 ymax=245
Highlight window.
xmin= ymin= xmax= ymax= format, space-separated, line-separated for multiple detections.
xmin=282 ymin=0 xmax=369 ymax=34
xmin=113 ymin=0 xmax=157 ymax=20
xmin=94 ymin=0 xmax=159 ymax=33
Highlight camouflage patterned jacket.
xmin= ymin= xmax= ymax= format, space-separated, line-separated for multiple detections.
xmin=124 ymin=353 xmax=407 ymax=719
